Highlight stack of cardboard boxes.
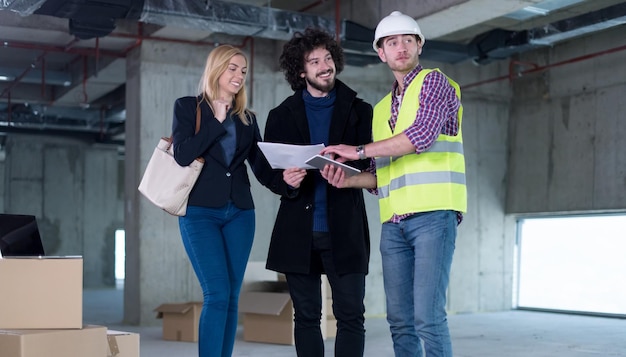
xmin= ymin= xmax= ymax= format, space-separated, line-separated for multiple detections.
xmin=0 ymin=256 xmax=139 ymax=357
xmin=150 ymin=263 xmax=339 ymax=347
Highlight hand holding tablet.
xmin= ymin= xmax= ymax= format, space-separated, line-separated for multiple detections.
xmin=305 ymin=155 xmax=361 ymax=177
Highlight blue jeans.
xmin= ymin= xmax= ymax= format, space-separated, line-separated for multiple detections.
xmin=381 ymin=210 xmax=457 ymax=357
xmin=179 ymin=204 xmax=255 ymax=357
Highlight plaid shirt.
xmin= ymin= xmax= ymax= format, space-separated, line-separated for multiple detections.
xmin=368 ymin=65 xmax=463 ymax=224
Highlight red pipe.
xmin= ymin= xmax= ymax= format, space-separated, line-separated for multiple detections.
xmin=299 ymin=0 xmax=326 ymax=12
xmin=41 ymin=56 xmax=46 ymax=100
xmin=121 ymin=22 xmax=144 ymax=55
xmin=81 ymin=55 xmax=89 ymax=104
xmin=111 ymin=31 xmax=217 ymax=48
xmin=95 ymin=37 xmax=100 ymax=77
xmin=0 ymin=51 xmax=48 ymax=99
xmin=335 ymin=0 xmax=341 ymax=42
xmin=7 ymin=92 xmax=11 ymax=123
xmin=4 ymin=40 xmax=125 ymax=58
xmin=462 ymin=43 xmax=626 ymax=89
xmin=244 ymin=36 xmax=255 ymax=108
xmin=100 ymin=106 xmax=105 ymax=140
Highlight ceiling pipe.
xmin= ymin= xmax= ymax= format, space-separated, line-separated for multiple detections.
xmin=0 ymin=51 xmax=48 ymax=99
xmin=244 ymin=36 xmax=255 ymax=108
xmin=139 ymin=0 xmax=335 ymax=42
xmin=299 ymin=1 xmax=327 ymax=13
xmin=7 ymin=92 xmax=10 ymax=124
xmin=41 ymin=56 xmax=46 ymax=100
xmin=95 ymin=37 xmax=100 ymax=78
xmin=111 ymin=31 xmax=216 ymax=47
xmin=461 ymin=43 xmax=626 ymax=89
xmin=335 ymin=0 xmax=340 ymax=43
xmin=2 ymin=40 xmax=126 ymax=58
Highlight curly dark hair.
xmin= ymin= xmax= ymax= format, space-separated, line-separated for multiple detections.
xmin=279 ymin=27 xmax=345 ymax=91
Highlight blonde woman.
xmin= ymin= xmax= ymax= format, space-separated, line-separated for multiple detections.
xmin=172 ymin=45 xmax=270 ymax=357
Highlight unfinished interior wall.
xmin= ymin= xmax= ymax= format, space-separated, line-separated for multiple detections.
xmin=2 ymin=134 xmax=121 ymax=287
xmin=507 ymin=26 xmax=626 ymax=214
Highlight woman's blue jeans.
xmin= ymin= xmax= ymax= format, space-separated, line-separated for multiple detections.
xmin=179 ymin=204 xmax=255 ymax=357
xmin=380 ymin=210 xmax=457 ymax=357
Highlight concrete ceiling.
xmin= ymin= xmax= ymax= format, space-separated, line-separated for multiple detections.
xmin=0 ymin=0 xmax=625 ymax=144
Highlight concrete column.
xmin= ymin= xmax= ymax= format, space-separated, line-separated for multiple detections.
xmin=83 ymin=146 xmax=124 ymax=287
xmin=124 ymin=39 xmax=215 ymax=325
xmin=0 ymin=145 xmax=5 ymax=213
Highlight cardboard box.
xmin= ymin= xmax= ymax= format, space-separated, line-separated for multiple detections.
xmin=239 ymin=278 xmax=334 ymax=345
xmin=0 ymin=325 xmax=107 ymax=357
xmin=326 ymin=317 xmax=337 ymax=339
xmin=154 ymin=301 xmax=202 ymax=342
xmin=239 ymin=287 xmax=294 ymax=345
xmin=107 ymin=330 xmax=140 ymax=357
xmin=0 ymin=256 xmax=83 ymax=329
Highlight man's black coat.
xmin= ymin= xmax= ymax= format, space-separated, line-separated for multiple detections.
xmin=262 ymin=80 xmax=373 ymax=275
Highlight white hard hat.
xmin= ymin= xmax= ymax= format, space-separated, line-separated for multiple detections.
xmin=373 ymin=11 xmax=425 ymax=51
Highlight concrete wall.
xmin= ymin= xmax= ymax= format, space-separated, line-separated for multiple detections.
xmin=1 ymin=134 xmax=122 ymax=286
xmin=507 ymin=26 xmax=626 ymax=214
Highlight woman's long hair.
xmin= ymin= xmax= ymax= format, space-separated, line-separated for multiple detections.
xmin=198 ymin=45 xmax=251 ymax=125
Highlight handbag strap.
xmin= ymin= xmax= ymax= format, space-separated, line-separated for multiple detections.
xmin=165 ymin=99 xmax=202 ymax=143
xmin=194 ymin=99 xmax=201 ymax=134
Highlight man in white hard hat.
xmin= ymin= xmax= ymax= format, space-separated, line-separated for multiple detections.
xmin=321 ymin=10 xmax=466 ymax=357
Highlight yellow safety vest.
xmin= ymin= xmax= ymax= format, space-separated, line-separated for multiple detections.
xmin=373 ymin=68 xmax=467 ymax=223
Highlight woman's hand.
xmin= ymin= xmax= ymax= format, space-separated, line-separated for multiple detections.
xmin=283 ymin=167 xmax=307 ymax=188
xmin=211 ymin=98 xmax=231 ymax=123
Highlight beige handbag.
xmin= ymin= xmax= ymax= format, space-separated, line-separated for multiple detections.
xmin=138 ymin=103 xmax=204 ymax=216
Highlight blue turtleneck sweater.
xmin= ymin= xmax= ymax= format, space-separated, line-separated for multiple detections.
xmin=303 ymin=88 xmax=336 ymax=233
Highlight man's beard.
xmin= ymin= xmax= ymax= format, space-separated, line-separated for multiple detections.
xmin=388 ymin=53 xmax=418 ymax=73
xmin=305 ymin=70 xmax=335 ymax=93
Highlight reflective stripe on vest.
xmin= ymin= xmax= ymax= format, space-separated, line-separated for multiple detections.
xmin=372 ymin=68 xmax=467 ymax=223
xmin=375 ymin=140 xmax=465 ymax=169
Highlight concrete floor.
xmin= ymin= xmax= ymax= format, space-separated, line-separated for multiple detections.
xmin=84 ymin=287 xmax=626 ymax=357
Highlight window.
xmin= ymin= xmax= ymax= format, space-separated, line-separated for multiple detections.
xmin=516 ymin=215 xmax=626 ymax=316
xmin=115 ymin=229 xmax=125 ymax=282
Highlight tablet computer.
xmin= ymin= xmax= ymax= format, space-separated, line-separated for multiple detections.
xmin=305 ymin=155 xmax=361 ymax=177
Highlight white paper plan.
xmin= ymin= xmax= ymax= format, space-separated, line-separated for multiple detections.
xmin=257 ymin=142 xmax=325 ymax=169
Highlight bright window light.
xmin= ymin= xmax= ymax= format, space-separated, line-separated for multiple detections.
xmin=517 ymin=215 xmax=626 ymax=316
xmin=115 ymin=229 xmax=125 ymax=281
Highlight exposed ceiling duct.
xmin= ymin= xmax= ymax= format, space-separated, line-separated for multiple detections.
xmin=1 ymin=0 xmax=626 ymax=142
xmin=140 ymin=0 xmax=336 ymax=41
xmin=528 ymin=2 xmax=626 ymax=45
xmin=32 ymin=0 xmax=144 ymax=39
xmin=0 ymin=102 xmax=124 ymax=143
xmin=7 ymin=0 xmax=626 ymax=65
xmin=0 ymin=0 xmax=48 ymax=15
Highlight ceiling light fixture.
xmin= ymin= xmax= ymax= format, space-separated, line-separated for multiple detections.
xmin=523 ymin=6 xmax=550 ymax=16
xmin=505 ymin=0 xmax=586 ymax=21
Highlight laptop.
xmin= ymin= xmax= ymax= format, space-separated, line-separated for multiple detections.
xmin=0 ymin=214 xmax=46 ymax=257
